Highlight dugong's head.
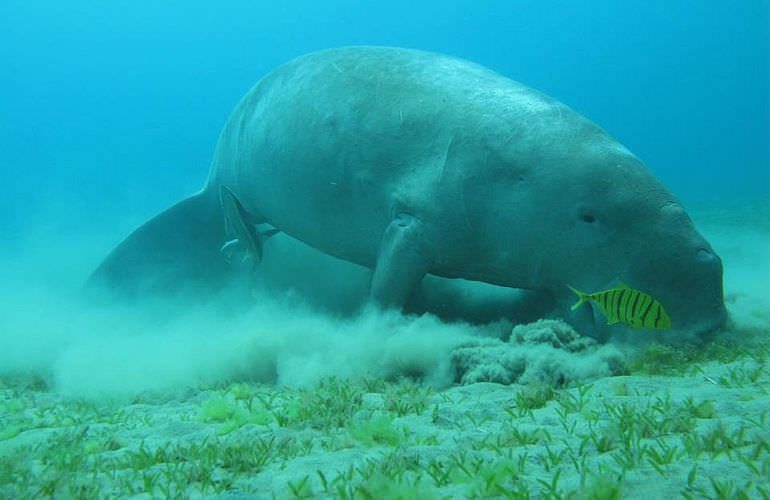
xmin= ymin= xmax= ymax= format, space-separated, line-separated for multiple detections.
xmin=526 ymin=137 xmax=725 ymax=340
xmin=481 ymin=119 xmax=727 ymax=341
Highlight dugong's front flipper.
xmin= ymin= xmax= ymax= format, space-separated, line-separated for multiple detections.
xmin=219 ymin=238 xmax=244 ymax=265
xmin=219 ymin=230 xmax=279 ymax=270
xmin=370 ymin=213 xmax=435 ymax=308
xmin=219 ymin=186 xmax=278 ymax=271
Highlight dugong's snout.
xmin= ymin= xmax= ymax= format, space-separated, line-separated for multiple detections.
xmin=646 ymin=239 xmax=727 ymax=340
xmin=685 ymin=248 xmax=727 ymax=338
xmin=612 ymin=199 xmax=727 ymax=341
xmin=629 ymin=202 xmax=727 ymax=339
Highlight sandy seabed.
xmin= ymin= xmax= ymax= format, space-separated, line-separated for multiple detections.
xmin=1 ymin=359 xmax=769 ymax=499
xmin=0 ymin=200 xmax=768 ymax=499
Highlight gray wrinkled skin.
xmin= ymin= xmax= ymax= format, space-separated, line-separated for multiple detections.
xmin=89 ymin=46 xmax=726 ymax=340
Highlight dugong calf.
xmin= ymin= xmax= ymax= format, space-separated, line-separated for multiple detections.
xmin=88 ymin=46 xmax=726 ymax=340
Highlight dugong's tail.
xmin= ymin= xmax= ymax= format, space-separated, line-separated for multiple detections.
xmin=85 ymin=190 xmax=232 ymax=302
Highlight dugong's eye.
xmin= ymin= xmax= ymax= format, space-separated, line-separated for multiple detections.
xmin=577 ymin=207 xmax=598 ymax=225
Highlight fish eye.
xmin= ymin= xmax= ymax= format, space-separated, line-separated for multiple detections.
xmin=580 ymin=214 xmax=596 ymax=223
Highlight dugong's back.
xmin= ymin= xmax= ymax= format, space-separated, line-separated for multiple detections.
xmin=209 ymin=46 xmax=583 ymax=269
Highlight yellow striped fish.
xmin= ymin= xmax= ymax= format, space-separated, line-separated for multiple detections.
xmin=567 ymin=283 xmax=672 ymax=330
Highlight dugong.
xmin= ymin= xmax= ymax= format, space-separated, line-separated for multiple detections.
xmin=88 ymin=46 xmax=726 ymax=340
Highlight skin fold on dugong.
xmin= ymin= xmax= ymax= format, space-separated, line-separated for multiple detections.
xmin=86 ymin=46 xmax=727 ymax=341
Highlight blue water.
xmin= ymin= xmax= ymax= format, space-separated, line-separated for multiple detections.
xmin=2 ymin=0 xmax=768 ymax=254
xmin=0 ymin=6 xmax=768 ymax=497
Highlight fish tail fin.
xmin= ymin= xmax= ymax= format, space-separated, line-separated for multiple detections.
xmin=567 ymin=284 xmax=589 ymax=311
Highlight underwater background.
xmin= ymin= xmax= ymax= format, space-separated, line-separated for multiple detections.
xmin=1 ymin=1 xmax=769 ymax=498
xmin=2 ymin=0 xmax=768 ymax=249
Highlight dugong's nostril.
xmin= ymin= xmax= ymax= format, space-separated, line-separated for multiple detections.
xmin=696 ymin=248 xmax=717 ymax=263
